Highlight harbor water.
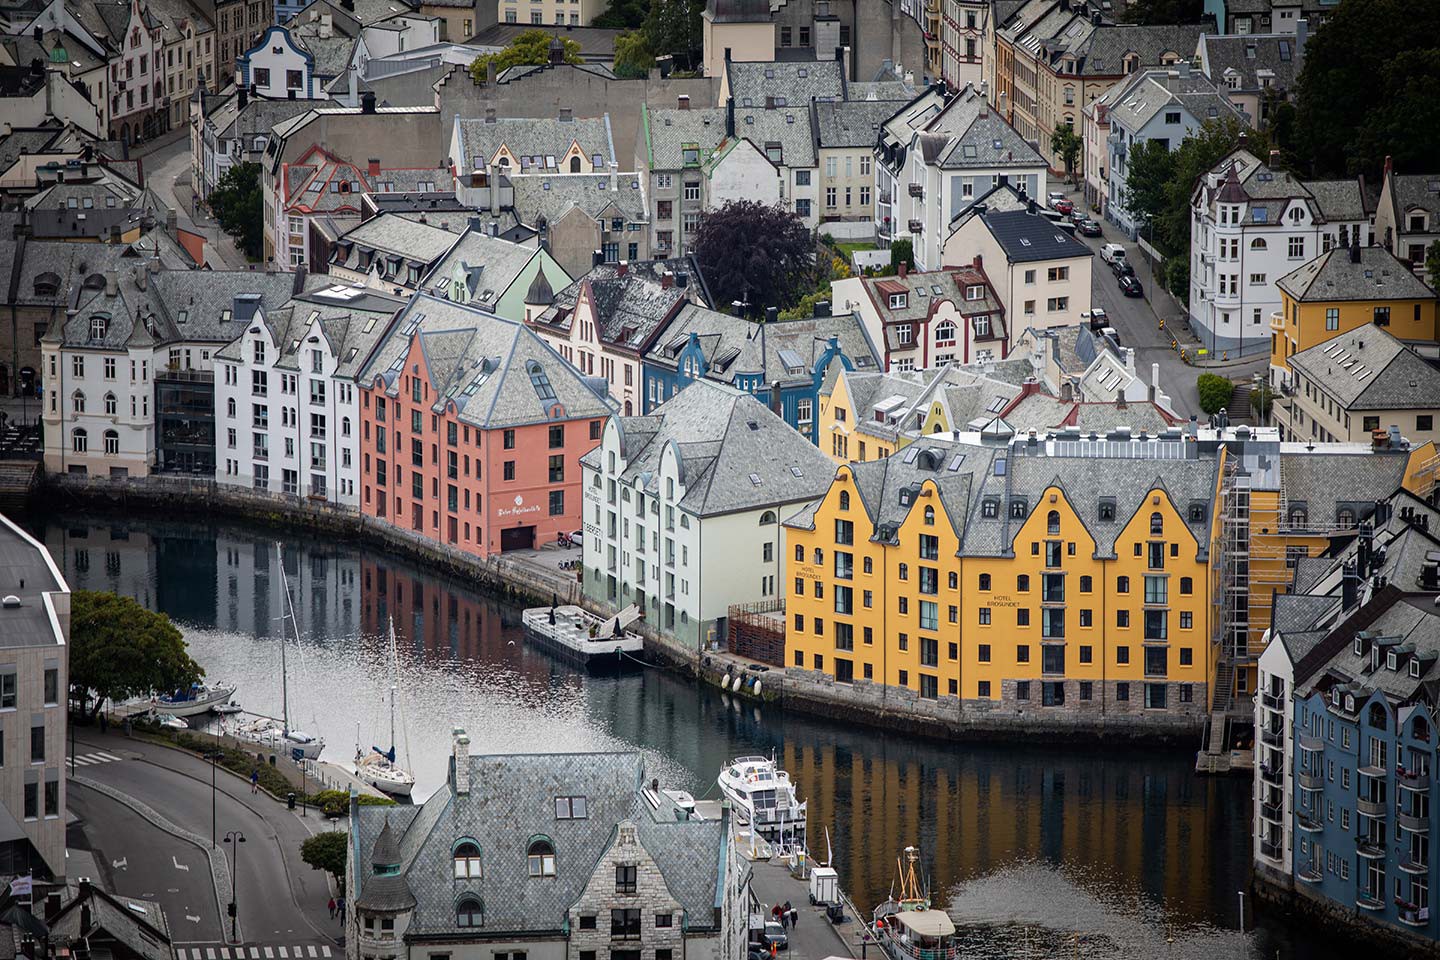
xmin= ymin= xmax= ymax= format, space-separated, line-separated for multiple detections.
xmin=33 ymin=512 xmax=1356 ymax=959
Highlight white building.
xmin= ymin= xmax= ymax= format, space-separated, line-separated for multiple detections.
xmin=580 ymin=379 xmax=835 ymax=649
xmin=1188 ymin=146 xmax=1373 ymax=356
xmin=875 ymin=83 xmax=1047 ymax=272
xmin=213 ymin=283 xmax=405 ymax=505
xmin=1100 ymin=64 xmax=1246 ymax=238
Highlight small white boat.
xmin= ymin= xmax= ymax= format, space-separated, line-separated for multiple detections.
xmin=718 ymin=755 xmax=807 ymax=846
xmin=156 ymin=713 xmax=188 ymax=730
xmin=230 ymin=716 xmax=326 ymax=760
xmin=140 ymin=682 xmax=238 ymax=718
xmin=521 ymin=604 xmax=644 ymax=669
xmin=212 ymin=701 xmax=244 ymax=715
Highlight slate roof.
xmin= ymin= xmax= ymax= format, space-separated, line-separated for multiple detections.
xmin=329 ymin=213 xmax=461 ymax=276
xmin=646 ymin=306 xmax=880 ymax=387
xmin=1389 ymin=174 xmax=1440 ymax=222
xmin=1001 ymin=393 xmax=1178 ymax=433
xmin=1294 ymin=595 xmax=1440 ymax=700
xmin=1276 ymin=245 xmax=1435 ymax=303
xmin=643 ymin=105 xmax=728 ymax=170
xmin=1276 ymin=452 xmax=1409 ymax=529
xmin=507 ymin=173 xmax=647 ymax=229
xmin=1196 ymin=32 xmax=1301 ymax=94
xmin=895 ymin=84 xmax=1043 ymax=172
xmin=216 ymin=284 xmax=405 ymax=378
xmin=48 ymin=883 xmax=171 ymax=960
xmin=453 ymin=116 xmax=616 ymax=174
xmin=352 ymin=751 xmax=728 ymax=935
xmin=424 ymin=229 xmax=543 ymax=309
xmin=726 ymin=59 xmax=844 ymax=108
xmin=704 ymin=0 xmax=769 ymax=22
xmin=725 ymin=102 xmax=817 ymax=168
xmin=1289 ymin=326 xmax=1440 ymax=412
xmin=970 ymin=206 xmax=1095 ymax=263
xmin=359 ymin=294 xmax=614 ymax=429
xmin=1103 ymin=67 xmax=1242 ymax=133
xmin=595 ymin=379 xmax=837 ymax=517
xmin=812 ymin=98 xmax=903 ymax=150
xmin=207 ymin=95 xmax=325 ymax=143
xmin=288 ymin=23 xmax=357 ymax=79
xmin=536 ymin=259 xmax=699 ymax=352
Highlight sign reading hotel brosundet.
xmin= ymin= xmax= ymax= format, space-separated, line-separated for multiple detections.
xmin=498 ymin=494 xmax=541 ymax=519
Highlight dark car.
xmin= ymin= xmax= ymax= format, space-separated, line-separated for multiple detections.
xmin=763 ymin=922 xmax=789 ymax=950
xmin=1111 ymin=257 xmax=1135 ymax=278
xmin=1070 ymin=208 xmax=1089 ymax=224
xmin=1077 ymin=219 xmax=1102 ymax=237
xmin=1118 ymin=274 xmax=1144 ymax=297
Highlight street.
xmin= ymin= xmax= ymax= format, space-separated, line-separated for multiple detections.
xmin=140 ymin=131 xmax=254 ymax=271
xmin=69 ymin=732 xmax=341 ymax=953
xmin=1054 ymin=183 xmax=1268 ymax=419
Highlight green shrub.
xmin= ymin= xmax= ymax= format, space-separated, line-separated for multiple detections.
xmin=1197 ymin=374 xmax=1234 ymax=416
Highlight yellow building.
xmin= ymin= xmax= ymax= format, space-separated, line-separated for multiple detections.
xmin=784 ymin=429 xmax=1221 ymax=727
xmin=1269 ymin=244 xmax=1438 ymax=389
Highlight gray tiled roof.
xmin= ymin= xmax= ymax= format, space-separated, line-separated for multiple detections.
xmin=812 ymin=99 xmax=902 ymax=150
xmin=1276 ymin=246 xmax=1435 ymax=303
xmin=536 ymin=259 xmax=698 ymax=352
xmin=454 ymin=116 xmax=616 ymax=174
xmin=604 ymin=379 xmax=836 ymax=517
xmin=645 ymin=306 xmax=880 ymax=387
xmin=1197 ymin=32 xmax=1300 ymax=94
xmin=330 ymin=213 xmax=461 ymax=274
xmin=1277 ymin=452 xmax=1409 ymax=527
xmin=643 ymin=105 xmax=727 ymax=170
xmin=1289 ymin=326 xmax=1440 ymax=411
xmin=972 ymin=206 xmax=1094 ymax=263
xmin=908 ymin=85 xmax=1043 ymax=171
xmin=1103 ymin=67 xmax=1242 ymax=133
xmin=352 ymin=752 xmax=727 ymax=936
xmin=725 ymin=103 xmax=817 ymax=168
xmin=423 ymin=229 xmax=544 ymax=308
xmin=1303 ymin=179 xmax=1369 ymax=223
xmin=507 ymin=173 xmax=647 ymax=228
xmin=726 ymin=59 xmax=844 ymax=108
xmin=359 ymin=294 xmax=614 ymax=429
xmin=1294 ymin=595 xmax=1440 ymax=699
xmin=289 ymin=25 xmax=356 ymax=79
xmin=1389 ymin=174 xmax=1440 ymax=221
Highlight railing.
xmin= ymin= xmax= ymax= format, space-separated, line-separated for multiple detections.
xmin=1357 ymin=838 xmax=1386 ymax=859
xmin=1261 ymin=691 xmax=1284 ymax=711
xmin=1357 ymin=796 xmax=1387 ymax=818
xmin=1397 ymin=905 xmax=1428 ymax=927
xmin=1269 ymin=311 xmax=1285 ymax=333
xmin=1260 ymin=764 xmax=1283 ymax=787
xmin=1296 ymin=815 xmax=1322 ymax=833
xmin=1259 ymin=838 xmax=1282 ymax=860
xmin=1261 ymin=726 xmax=1284 ymax=748
xmin=1398 ymin=811 xmax=1430 ymax=833
xmin=1260 ymin=802 xmax=1283 ymax=823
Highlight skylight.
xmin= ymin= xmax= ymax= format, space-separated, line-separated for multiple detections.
xmin=527 ymin=360 xmax=556 ymax=402
xmin=790 ymin=466 xmax=803 ymax=478
xmin=749 ymin=473 xmax=762 ymax=486
xmin=947 ymin=454 xmax=965 ymax=471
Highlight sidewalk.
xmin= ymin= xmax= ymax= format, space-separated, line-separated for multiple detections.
xmin=73 ymin=727 xmax=344 ymax=944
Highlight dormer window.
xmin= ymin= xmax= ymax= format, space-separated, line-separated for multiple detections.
xmin=453 ymin=841 xmax=482 ymax=878
xmin=889 ymin=293 xmax=908 ymax=309
xmin=1354 ymin=638 xmax=1363 ymax=656
xmin=456 ymin=895 xmax=484 ymax=927
xmin=1411 ymin=659 xmax=1421 ymax=678
xmin=1009 ymin=498 xmax=1027 ymax=519
xmin=1388 ymin=651 xmax=1398 ymax=671
xmin=982 ymin=498 xmax=998 ymax=518
xmin=1333 ymin=688 xmax=1343 ymax=706
xmin=90 ymin=317 xmax=107 ymax=340
xmin=1099 ymin=498 xmax=1116 ymax=521
xmin=526 ymin=837 xmax=556 ymax=877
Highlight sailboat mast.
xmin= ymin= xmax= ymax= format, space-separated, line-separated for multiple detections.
xmin=387 ymin=618 xmax=398 ymax=754
xmin=277 ymin=541 xmax=302 ymax=735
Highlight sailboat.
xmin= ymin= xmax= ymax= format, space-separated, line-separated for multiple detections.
xmin=353 ymin=619 xmax=415 ymax=797
xmin=228 ymin=543 xmax=326 ymax=761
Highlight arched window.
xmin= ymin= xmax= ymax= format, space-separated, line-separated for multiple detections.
xmin=526 ymin=838 xmax=556 ymax=877
xmin=1179 ymin=576 xmax=1193 ymax=595
xmin=1337 ymin=508 xmax=1355 ymax=527
xmin=1047 ymin=510 xmax=1060 ymax=535
xmin=72 ymin=428 xmax=87 ymax=453
xmin=934 ymin=320 xmax=955 ymax=344
xmin=103 ymin=430 xmax=119 ymax=455
xmin=978 ymin=573 xmax=991 ymax=590
xmin=455 ymin=895 xmax=484 ymax=927
xmin=923 ymin=505 xmax=935 ymax=525
xmin=794 ymin=544 xmax=803 ymax=562
xmin=569 ymin=156 xmax=581 ymax=173
xmin=453 ymin=841 xmax=482 ymax=878
xmin=813 ymin=547 xmax=823 ymax=564
xmin=72 ymin=390 xmax=86 ymax=414
xmin=1368 ymin=702 xmax=1389 ymax=731
xmin=104 ymin=392 xmax=117 ymax=415
xmin=759 ymin=510 xmax=777 ymax=525
xmin=839 ymin=490 xmax=850 ymax=510
xmin=1249 ymin=238 xmax=1267 ymax=250
xmin=342 ymin=416 xmax=352 ymax=437
xmin=1150 ymin=512 xmax=1164 ymax=535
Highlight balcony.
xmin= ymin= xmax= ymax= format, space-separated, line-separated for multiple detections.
xmin=1269 ymin=310 xmax=1286 ymax=333
xmin=1260 ymin=802 xmax=1283 ymax=824
xmin=1400 ymin=857 xmax=1430 ymax=875
xmin=1260 ymin=764 xmax=1283 ymax=787
xmin=1297 ymin=863 xmax=1323 ymax=884
xmin=1296 ymin=814 xmax=1323 ymax=833
xmin=1358 ymin=797 xmax=1388 ymax=818
xmin=1398 ymin=811 xmax=1430 ymax=833
xmin=1359 ymin=764 xmax=1387 ymax=780
xmin=1398 ymin=905 xmax=1428 ymax=928
xmin=1261 ymin=691 xmax=1284 ymax=712
xmin=907 ymin=219 xmax=923 ymax=233
xmin=1357 ymin=838 xmax=1386 ymax=860
xmin=1356 ymin=891 xmax=1386 ymax=912
xmin=1398 ymin=767 xmax=1430 ymax=790
xmin=1297 ymin=733 xmax=1323 ymax=753
xmin=1261 ymin=726 xmax=1284 ymax=749
xmin=1259 ymin=838 xmax=1283 ymax=861
xmin=908 ymin=182 xmax=925 ymax=199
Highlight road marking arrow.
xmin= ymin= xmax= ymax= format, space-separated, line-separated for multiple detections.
xmin=113 ymin=857 xmax=128 ymax=870
xmin=173 ymin=857 xmax=190 ymax=872
xmin=186 ymin=915 xmax=200 ymax=924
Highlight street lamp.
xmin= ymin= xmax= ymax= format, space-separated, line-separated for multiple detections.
xmin=206 ymin=749 xmax=224 ymax=848
xmin=224 ymin=830 xmax=246 ymax=943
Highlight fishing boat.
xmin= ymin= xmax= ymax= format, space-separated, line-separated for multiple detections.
xmin=228 ymin=543 xmax=326 ymax=761
xmin=127 ymin=682 xmax=237 ymax=718
xmin=520 ymin=603 xmax=644 ymax=669
xmin=871 ymin=847 xmax=957 ymax=960
xmin=353 ymin=619 xmax=415 ymax=798
xmin=717 ymin=755 xmax=807 ymax=847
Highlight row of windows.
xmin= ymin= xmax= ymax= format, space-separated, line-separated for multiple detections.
xmin=812 ymin=657 xmax=1197 ymax=706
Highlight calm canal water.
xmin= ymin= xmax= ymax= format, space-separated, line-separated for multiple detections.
xmin=29 ymin=511 xmax=1359 ymax=960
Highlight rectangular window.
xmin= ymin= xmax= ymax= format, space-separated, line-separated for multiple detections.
xmin=30 ymin=724 xmax=44 ymax=763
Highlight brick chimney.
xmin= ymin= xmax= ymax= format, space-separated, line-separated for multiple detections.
xmin=898 ymin=261 xmax=907 ymax=279
xmin=452 ymin=728 xmax=470 ymax=795
xmin=678 ymin=94 xmax=690 ymax=110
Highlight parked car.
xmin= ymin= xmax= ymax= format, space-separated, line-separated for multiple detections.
xmin=1048 ymin=196 xmax=1074 ymax=215
xmin=1111 ymin=257 xmax=1136 ymax=278
xmin=1082 ymin=307 xmax=1108 ymax=331
xmin=1077 ymin=218 xmax=1102 ymax=237
xmin=1099 ymin=242 xmax=1127 ymax=265
xmin=1070 ymin=208 xmax=1089 ymax=224
xmin=1118 ymin=274 xmax=1144 ymax=297
xmin=763 ymin=922 xmax=789 ymax=951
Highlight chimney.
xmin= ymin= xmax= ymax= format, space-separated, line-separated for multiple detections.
xmin=1268 ymin=148 xmax=1281 ymax=168
xmin=1384 ymin=154 xmax=1393 ymax=179
xmin=898 ymin=262 xmax=907 ymax=279
xmin=43 ymin=894 xmax=61 ymax=923
xmin=1175 ymin=59 xmax=1190 ymax=80
xmin=1341 ymin=561 xmax=1358 ymax=611
xmin=368 ymin=158 xmax=380 ymax=177
xmin=559 ymin=106 xmax=572 ymax=122
xmin=348 ymin=67 xmax=357 ymax=106
xmin=813 ymin=299 xmax=831 ymax=318
xmin=609 ymin=160 xmax=618 ymax=194
xmin=452 ymin=728 xmax=470 ymax=794
xmin=661 ymin=270 xmax=673 ymax=289
xmin=765 ymin=305 xmax=778 ymax=323
xmin=80 ymin=902 xmax=92 ymax=935
xmin=973 ymin=254 xmax=982 ymax=269
xmin=677 ymin=272 xmax=688 ymax=289
xmin=731 ymin=299 xmax=745 ymax=317
xmin=726 ymin=98 xmax=735 ymax=138
xmin=1350 ymin=242 xmax=1361 ymax=264
xmin=32 ymin=26 xmax=41 ymax=41
xmin=770 ymin=380 xmax=782 ymax=415
xmin=678 ymin=94 xmax=690 ymax=110
xmin=484 ymin=107 xmax=496 ymax=124
xmin=104 ymin=270 xmax=118 ymax=296
xmin=486 ymin=59 xmax=496 ymax=85
xmin=238 ymin=83 xmax=248 ymax=108
xmin=617 ymin=261 xmax=628 ymax=277
xmin=1115 ymin=392 xmax=1127 ymax=410
xmin=361 ymin=91 xmax=376 ymax=114
xmin=765 ymin=95 xmax=775 ymax=110
xmin=1295 ymin=18 xmax=1309 ymax=61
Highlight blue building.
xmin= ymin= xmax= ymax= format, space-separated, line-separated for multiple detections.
xmin=642 ymin=302 xmax=880 ymax=444
xmin=1257 ymin=493 xmax=1440 ymax=949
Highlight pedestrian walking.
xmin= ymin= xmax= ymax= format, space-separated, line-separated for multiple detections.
xmin=790 ymin=908 xmax=799 ymax=929
xmin=328 ymin=897 xmax=336 ymax=918
xmin=337 ymin=898 xmax=346 ymax=923
xmin=250 ymin=768 xmax=259 ymax=794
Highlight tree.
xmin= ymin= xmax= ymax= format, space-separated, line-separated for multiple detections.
xmin=692 ymin=200 xmax=814 ymax=313
xmin=593 ymin=0 xmax=647 ymax=28
xmin=1426 ymin=240 xmax=1440 ymax=283
xmin=1050 ymin=123 xmax=1082 ymax=183
xmin=300 ymin=831 xmax=348 ymax=883
xmin=1291 ymin=0 xmax=1440 ymax=178
xmin=468 ymin=30 xmax=581 ymax=85
xmin=69 ymin=591 xmax=203 ymax=719
xmin=1197 ymin=374 xmax=1234 ymax=416
xmin=612 ymin=30 xmax=655 ymax=80
xmin=207 ymin=162 xmax=263 ymax=261
xmin=1120 ymin=0 xmax=1203 ymax=23
xmin=644 ymin=0 xmax=703 ymax=67
xmin=889 ymin=239 xmax=914 ymax=274
xmin=1123 ymin=139 xmax=1177 ymax=240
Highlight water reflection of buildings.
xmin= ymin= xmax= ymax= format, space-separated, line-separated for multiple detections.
xmin=45 ymin=524 xmax=159 ymax=608
xmin=214 ymin=536 xmax=360 ymax=641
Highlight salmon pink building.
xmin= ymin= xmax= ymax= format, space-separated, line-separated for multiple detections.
xmin=357 ymin=294 xmax=614 ymax=556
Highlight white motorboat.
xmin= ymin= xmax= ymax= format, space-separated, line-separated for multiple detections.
xmin=353 ymin=619 xmax=415 ymax=798
xmin=135 ymin=682 xmax=238 ymax=718
xmin=156 ymin=713 xmax=188 ymax=730
xmin=520 ymin=603 xmax=644 ymax=669
xmin=229 ymin=543 xmax=326 ymax=761
xmin=717 ymin=755 xmax=807 ymax=846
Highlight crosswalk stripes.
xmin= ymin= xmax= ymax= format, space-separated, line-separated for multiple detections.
xmin=66 ymin=751 xmax=125 ymax=767
xmin=174 ymin=946 xmax=332 ymax=960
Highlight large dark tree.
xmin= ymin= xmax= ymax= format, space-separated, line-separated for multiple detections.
xmin=1120 ymin=0 xmax=1204 ymax=23
xmin=69 ymin=591 xmax=204 ymax=719
xmin=593 ymin=0 xmax=647 ymax=28
xmin=468 ymin=30 xmax=581 ymax=84
xmin=208 ymin=162 xmax=263 ymax=261
xmin=1292 ymin=0 xmax=1440 ymax=178
xmin=643 ymin=0 xmax=703 ymax=68
xmin=693 ymin=200 xmax=813 ymax=315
